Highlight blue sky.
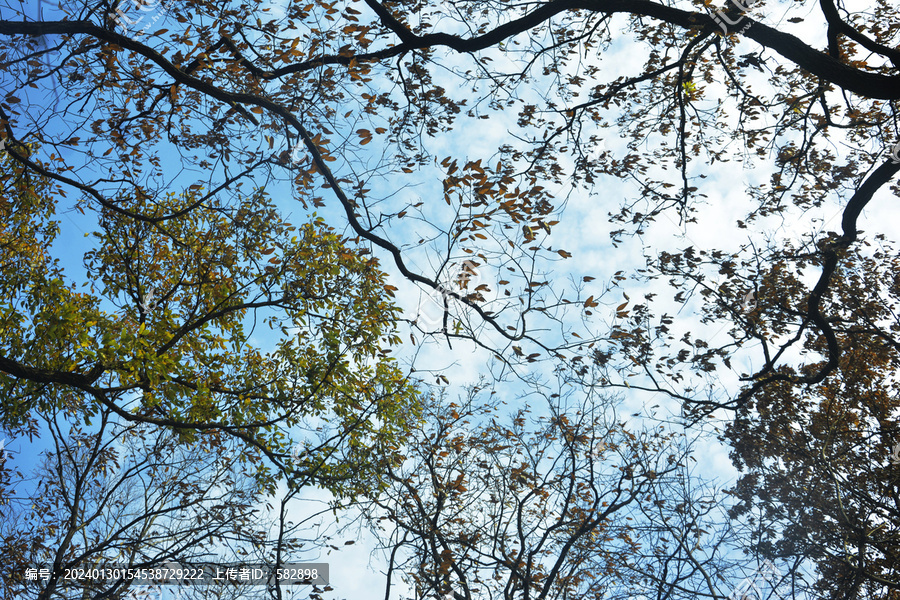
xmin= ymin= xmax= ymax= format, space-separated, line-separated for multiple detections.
xmin=3 ymin=0 xmax=900 ymax=598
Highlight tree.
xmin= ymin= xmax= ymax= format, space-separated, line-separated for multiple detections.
xmin=2 ymin=0 xmax=895 ymax=404
xmin=0 ymin=133 xmax=421 ymax=479
xmin=3 ymin=0 xmax=900 ymax=597
xmin=0 ymin=137 xmax=421 ymax=595
xmin=2 ymin=0 xmax=898 ymax=400
xmin=723 ymin=239 xmax=900 ymax=600
xmin=359 ymin=377 xmax=795 ymax=600
xmin=2 ymin=403 xmax=264 ymax=600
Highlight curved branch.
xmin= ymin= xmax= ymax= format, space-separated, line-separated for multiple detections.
xmin=0 ymin=18 xmax=531 ymax=343
xmin=356 ymin=0 xmax=900 ymax=100
xmin=732 ymin=158 xmax=900 ymax=409
xmin=6 ymin=0 xmax=899 ymax=100
xmin=818 ymin=0 xmax=900 ymax=69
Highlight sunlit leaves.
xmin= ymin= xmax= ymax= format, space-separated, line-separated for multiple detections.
xmin=0 ymin=152 xmax=420 ymax=500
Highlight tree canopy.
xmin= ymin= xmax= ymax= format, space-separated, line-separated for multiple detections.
xmin=2 ymin=0 xmax=899 ymax=598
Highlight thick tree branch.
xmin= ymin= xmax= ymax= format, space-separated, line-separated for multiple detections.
xmin=818 ymin=0 xmax=900 ymax=68
xmin=357 ymin=0 xmax=900 ymax=100
xmin=0 ymin=18 xmax=534 ymax=343
xmin=731 ymin=158 xmax=900 ymax=409
xmin=4 ymin=0 xmax=900 ymax=100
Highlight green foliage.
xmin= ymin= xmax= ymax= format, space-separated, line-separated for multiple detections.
xmin=0 ymin=148 xmax=421 ymax=499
